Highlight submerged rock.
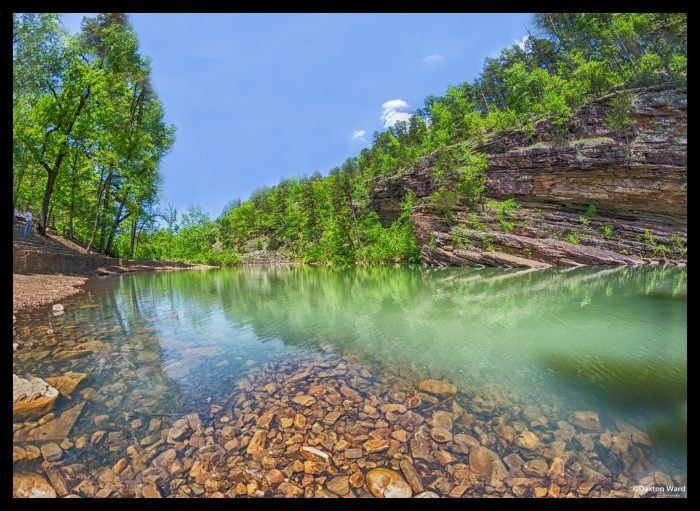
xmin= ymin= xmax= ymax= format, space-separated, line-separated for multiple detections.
xmin=13 ymin=472 xmax=57 ymax=498
xmin=44 ymin=371 xmax=88 ymax=398
xmin=514 ymin=430 xmax=540 ymax=450
xmin=15 ymin=402 xmax=85 ymax=442
xmin=366 ymin=468 xmax=413 ymax=498
xmin=418 ymin=379 xmax=457 ymax=398
xmin=469 ymin=446 xmax=495 ymax=478
xmin=13 ymin=374 xmax=59 ymax=418
xmin=569 ymin=411 xmax=601 ymax=431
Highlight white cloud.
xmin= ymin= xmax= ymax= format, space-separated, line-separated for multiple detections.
xmin=352 ymin=129 xmax=366 ymax=141
xmin=422 ymin=54 xmax=444 ymax=64
xmin=514 ymin=35 xmax=529 ymax=50
xmin=380 ymin=99 xmax=411 ymax=128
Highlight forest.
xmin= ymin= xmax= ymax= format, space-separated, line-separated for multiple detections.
xmin=13 ymin=13 xmax=687 ymax=265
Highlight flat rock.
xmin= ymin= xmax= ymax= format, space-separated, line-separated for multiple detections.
xmin=569 ymin=411 xmax=600 ymax=431
xmin=15 ymin=402 xmax=85 ymax=442
xmin=45 ymin=372 xmax=88 ymax=398
xmin=327 ymin=475 xmax=350 ymax=496
xmin=40 ymin=443 xmax=62 ymax=462
xmin=469 ymin=446 xmax=495 ymax=478
xmin=418 ymin=379 xmax=457 ymax=398
xmin=13 ymin=374 xmax=59 ymax=418
xmin=13 ymin=472 xmax=57 ymax=498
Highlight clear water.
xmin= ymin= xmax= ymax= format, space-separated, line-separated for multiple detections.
xmin=13 ymin=265 xmax=687 ymax=481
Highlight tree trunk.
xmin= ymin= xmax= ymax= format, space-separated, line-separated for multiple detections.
xmin=38 ymin=88 xmax=89 ymax=234
xmin=130 ymin=215 xmax=138 ymax=258
xmin=86 ymin=168 xmax=109 ymax=253
xmin=98 ymin=172 xmax=112 ymax=254
xmin=67 ymin=152 xmax=79 ymax=239
xmin=106 ymin=194 xmax=130 ymax=256
xmin=39 ymin=166 xmax=59 ymax=236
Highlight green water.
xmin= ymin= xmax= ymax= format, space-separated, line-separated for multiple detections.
xmin=13 ymin=265 xmax=687 ymax=476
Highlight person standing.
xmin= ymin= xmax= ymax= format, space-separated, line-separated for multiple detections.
xmin=23 ymin=207 xmax=32 ymax=239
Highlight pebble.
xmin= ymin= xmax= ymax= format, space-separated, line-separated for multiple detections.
xmin=366 ymin=468 xmax=413 ymax=498
xmin=40 ymin=443 xmax=62 ymax=462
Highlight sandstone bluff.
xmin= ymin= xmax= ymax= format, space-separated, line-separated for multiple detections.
xmin=369 ymin=86 xmax=686 ymax=268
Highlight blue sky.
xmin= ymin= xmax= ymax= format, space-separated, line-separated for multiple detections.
xmin=61 ymin=13 xmax=533 ymax=218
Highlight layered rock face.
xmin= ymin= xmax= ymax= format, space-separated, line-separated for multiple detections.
xmin=370 ymin=87 xmax=687 ymax=267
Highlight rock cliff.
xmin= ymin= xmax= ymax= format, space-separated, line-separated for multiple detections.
xmin=370 ymin=86 xmax=687 ymax=268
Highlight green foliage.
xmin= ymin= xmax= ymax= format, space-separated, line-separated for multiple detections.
xmin=486 ymin=198 xmax=520 ymax=232
xmin=584 ymin=204 xmax=598 ymax=217
xmin=604 ymin=92 xmax=634 ymax=132
xmin=429 ymin=146 xmax=488 ymax=223
xmin=566 ymin=231 xmax=581 ymax=245
xmin=578 ymin=216 xmax=590 ymax=228
xmin=13 ymin=13 xmax=686 ymax=267
xmin=468 ymin=213 xmax=487 ymax=231
xmin=601 ymin=224 xmax=614 ymax=239
xmin=13 ymin=13 xmax=175 ymax=258
xmin=451 ymin=225 xmax=471 ymax=250
xmin=669 ymin=233 xmax=686 ymax=258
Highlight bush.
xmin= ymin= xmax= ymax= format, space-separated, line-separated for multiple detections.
xmin=486 ymin=198 xmax=520 ymax=232
xmin=429 ymin=145 xmax=488 ymax=222
xmin=451 ymin=225 xmax=471 ymax=249
xmin=566 ymin=231 xmax=581 ymax=245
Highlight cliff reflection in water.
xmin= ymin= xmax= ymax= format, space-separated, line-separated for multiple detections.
xmin=96 ymin=265 xmax=685 ymax=386
xmin=86 ymin=264 xmax=685 ymax=459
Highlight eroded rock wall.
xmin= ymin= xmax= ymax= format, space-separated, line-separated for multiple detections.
xmin=370 ymin=87 xmax=687 ymax=267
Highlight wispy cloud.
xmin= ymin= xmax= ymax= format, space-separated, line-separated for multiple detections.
xmin=514 ymin=35 xmax=529 ymax=50
xmin=380 ymin=99 xmax=411 ymax=128
xmin=421 ymin=54 xmax=445 ymax=64
xmin=352 ymin=129 xmax=367 ymax=141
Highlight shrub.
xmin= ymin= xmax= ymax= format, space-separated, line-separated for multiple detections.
xmin=584 ymin=204 xmax=598 ymax=217
xmin=429 ymin=145 xmax=488 ymax=222
xmin=566 ymin=231 xmax=581 ymax=245
xmin=604 ymin=92 xmax=634 ymax=132
xmin=486 ymin=198 xmax=520 ymax=232
xmin=468 ymin=213 xmax=487 ymax=231
xmin=451 ymin=225 xmax=471 ymax=249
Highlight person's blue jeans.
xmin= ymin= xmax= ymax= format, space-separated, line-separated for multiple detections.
xmin=23 ymin=220 xmax=31 ymax=238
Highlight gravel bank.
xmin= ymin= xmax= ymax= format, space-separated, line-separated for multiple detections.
xmin=13 ymin=274 xmax=88 ymax=314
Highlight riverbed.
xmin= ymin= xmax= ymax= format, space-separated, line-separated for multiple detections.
xmin=12 ymin=265 xmax=687 ymax=498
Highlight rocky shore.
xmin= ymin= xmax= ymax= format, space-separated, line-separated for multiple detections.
xmin=12 ymin=348 xmax=686 ymax=498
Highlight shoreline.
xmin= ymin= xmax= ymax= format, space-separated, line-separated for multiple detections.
xmin=12 ymin=263 xmax=215 ymax=314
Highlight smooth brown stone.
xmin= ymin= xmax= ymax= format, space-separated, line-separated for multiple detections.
xmin=417 ymin=379 xmax=457 ymax=398
xmin=327 ymin=475 xmax=350 ymax=496
xmin=363 ymin=438 xmax=389 ymax=453
xmin=399 ymin=458 xmax=425 ymax=493
xmin=514 ymin=430 xmax=540 ymax=450
xmin=44 ymin=372 xmax=88 ymax=398
xmin=366 ymin=468 xmax=412 ymax=498
xmin=142 ymin=483 xmax=162 ymax=498
xmin=430 ymin=427 xmax=452 ymax=443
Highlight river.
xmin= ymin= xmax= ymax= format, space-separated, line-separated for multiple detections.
xmin=13 ymin=265 xmax=687 ymax=498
